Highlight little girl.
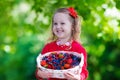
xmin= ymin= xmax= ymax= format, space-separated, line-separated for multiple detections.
xmin=36 ymin=7 xmax=88 ymax=80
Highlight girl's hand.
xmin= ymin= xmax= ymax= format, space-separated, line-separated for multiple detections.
xmin=64 ymin=72 xmax=81 ymax=80
xmin=37 ymin=68 xmax=53 ymax=78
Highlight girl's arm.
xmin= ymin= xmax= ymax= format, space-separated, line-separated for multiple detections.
xmin=74 ymin=42 xmax=88 ymax=80
xmin=80 ymin=47 xmax=88 ymax=80
xmin=35 ymin=44 xmax=50 ymax=80
xmin=35 ymin=68 xmax=43 ymax=80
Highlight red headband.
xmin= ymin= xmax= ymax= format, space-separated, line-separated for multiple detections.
xmin=67 ymin=7 xmax=78 ymax=18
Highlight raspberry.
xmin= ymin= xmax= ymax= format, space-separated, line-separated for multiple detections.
xmin=67 ymin=58 xmax=73 ymax=64
xmin=41 ymin=60 xmax=48 ymax=67
xmin=41 ymin=60 xmax=46 ymax=66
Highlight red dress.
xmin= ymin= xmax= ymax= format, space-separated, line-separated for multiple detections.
xmin=36 ymin=40 xmax=88 ymax=80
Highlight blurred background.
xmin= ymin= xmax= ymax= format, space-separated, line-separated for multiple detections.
xmin=0 ymin=0 xmax=120 ymax=80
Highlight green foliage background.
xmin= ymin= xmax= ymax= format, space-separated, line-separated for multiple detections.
xmin=0 ymin=0 xmax=120 ymax=80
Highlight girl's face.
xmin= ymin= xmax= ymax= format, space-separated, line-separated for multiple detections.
xmin=53 ymin=13 xmax=73 ymax=40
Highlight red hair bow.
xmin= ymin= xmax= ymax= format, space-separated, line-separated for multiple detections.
xmin=68 ymin=7 xmax=78 ymax=18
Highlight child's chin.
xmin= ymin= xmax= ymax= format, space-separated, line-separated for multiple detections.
xmin=57 ymin=36 xmax=65 ymax=39
xmin=56 ymin=35 xmax=64 ymax=38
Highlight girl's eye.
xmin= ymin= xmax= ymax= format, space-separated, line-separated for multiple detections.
xmin=61 ymin=23 xmax=65 ymax=25
xmin=54 ymin=23 xmax=57 ymax=25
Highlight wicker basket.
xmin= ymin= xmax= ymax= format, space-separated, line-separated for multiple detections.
xmin=36 ymin=51 xmax=84 ymax=78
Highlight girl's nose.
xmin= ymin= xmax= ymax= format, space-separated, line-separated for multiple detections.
xmin=56 ymin=24 xmax=61 ymax=28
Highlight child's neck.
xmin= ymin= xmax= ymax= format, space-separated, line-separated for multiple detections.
xmin=57 ymin=37 xmax=72 ymax=45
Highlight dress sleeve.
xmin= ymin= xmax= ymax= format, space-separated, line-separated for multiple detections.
xmin=35 ymin=44 xmax=49 ymax=80
xmin=79 ymin=47 xmax=89 ymax=80
xmin=74 ymin=42 xmax=88 ymax=80
xmin=41 ymin=43 xmax=50 ymax=54
xmin=35 ymin=67 xmax=45 ymax=80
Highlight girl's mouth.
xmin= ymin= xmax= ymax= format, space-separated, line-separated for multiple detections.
xmin=56 ymin=30 xmax=64 ymax=33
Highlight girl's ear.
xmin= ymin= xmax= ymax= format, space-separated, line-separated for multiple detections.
xmin=72 ymin=26 xmax=74 ymax=30
xmin=71 ymin=23 xmax=74 ymax=30
xmin=72 ymin=28 xmax=74 ymax=30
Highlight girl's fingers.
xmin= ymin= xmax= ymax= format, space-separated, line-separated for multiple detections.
xmin=66 ymin=73 xmax=74 ymax=77
xmin=37 ymin=69 xmax=53 ymax=78
xmin=64 ymin=72 xmax=80 ymax=80
xmin=46 ymin=73 xmax=53 ymax=77
xmin=64 ymin=73 xmax=74 ymax=79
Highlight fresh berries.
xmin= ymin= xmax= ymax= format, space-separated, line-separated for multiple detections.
xmin=41 ymin=60 xmax=48 ymax=67
xmin=59 ymin=53 xmax=64 ymax=58
xmin=64 ymin=64 xmax=70 ymax=69
xmin=40 ymin=51 xmax=81 ymax=70
xmin=67 ymin=58 xmax=73 ymax=64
